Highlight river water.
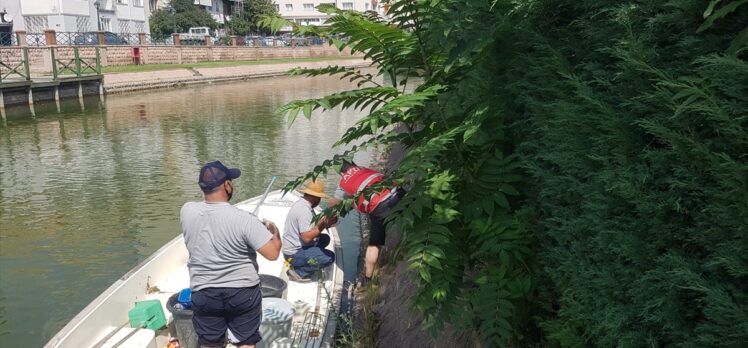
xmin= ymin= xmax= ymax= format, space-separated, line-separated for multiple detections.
xmin=0 ymin=74 xmax=374 ymax=347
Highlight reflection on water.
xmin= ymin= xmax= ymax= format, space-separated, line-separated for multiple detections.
xmin=0 ymin=74 xmax=375 ymax=347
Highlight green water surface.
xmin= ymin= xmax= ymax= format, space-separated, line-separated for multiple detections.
xmin=0 ymin=74 xmax=373 ymax=347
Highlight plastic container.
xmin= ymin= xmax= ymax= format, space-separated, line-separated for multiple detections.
xmin=167 ymin=293 xmax=199 ymax=348
xmin=257 ymin=298 xmax=295 ymax=348
xmin=177 ymin=288 xmax=192 ymax=309
xmin=128 ymin=299 xmax=167 ymax=330
xmin=260 ymin=274 xmax=287 ymax=298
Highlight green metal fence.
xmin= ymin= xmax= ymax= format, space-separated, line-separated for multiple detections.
xmin=0 ymin=47 xmax=30 ymax=83
xmin=51 ymin=46 xmax=101 ymax=79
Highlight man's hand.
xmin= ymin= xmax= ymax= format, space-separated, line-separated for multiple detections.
xmin=257 ymin=219 xmax=281 ymax=261
xmin=316 ymin=214 xmax=339 ymax=230
xmin=263 ymin=219 xmax=280 ymax=237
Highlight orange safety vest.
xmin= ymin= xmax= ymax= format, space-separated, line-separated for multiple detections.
xmin=339 ymin=166 xmax=391 ymax=214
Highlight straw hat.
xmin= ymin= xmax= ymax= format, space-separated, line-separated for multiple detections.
xmin=298 ymin=178 xmax=327 ymax=198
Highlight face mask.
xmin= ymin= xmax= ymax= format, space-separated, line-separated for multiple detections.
xmin=311 ymin=197 xmax=321 ymax=209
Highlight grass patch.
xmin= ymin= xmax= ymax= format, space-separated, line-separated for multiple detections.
xmin=102 ymin=56 xmax=362 ymax=74
xmin=336 ymin=280 xmax=381 ymax=347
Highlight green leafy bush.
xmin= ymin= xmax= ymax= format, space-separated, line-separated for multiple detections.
xmin=276 ymin=0 xmax=748 ymax=346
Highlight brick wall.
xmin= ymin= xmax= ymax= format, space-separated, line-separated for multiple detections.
xmin=1 ymin=44 xmax=356 ymax=79
xmin=99 ymin=44 xmax=354 ymax=66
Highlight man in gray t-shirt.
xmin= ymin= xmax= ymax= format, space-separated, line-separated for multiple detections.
xmin=180 ymin=161 xmax=281 ymax=348
xmin=282 ymin=179 xmax=337 ymax=280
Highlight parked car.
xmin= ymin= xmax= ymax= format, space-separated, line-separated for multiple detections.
xmin=180 ymin=27 xmax=214 ymax=44
xmin=74 ymin=32 xmax=129 ymax=45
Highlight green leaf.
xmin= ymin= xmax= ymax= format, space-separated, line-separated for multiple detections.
xmin=697 ymin=0 xmax=748 ymax=33
xmin=287 ymin=108 xmax=300 ymax=125
xmin=703 ymin=0 xmax=721 ymax=18
xmin=463 ymin=124 xmax=480 ymax=141
xmin=419 ymin=267 xmax=432 ymax=283
xmin=302 ymin=104 xmax=313 ymax=120
xmin=726 ymin=25 xmax=748 ymax=55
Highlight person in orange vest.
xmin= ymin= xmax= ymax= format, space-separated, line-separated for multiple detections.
xmin=329 ymin=160 xmax=405 ymax=285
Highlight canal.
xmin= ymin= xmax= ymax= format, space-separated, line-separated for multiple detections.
xmin=0 ymin=74 xmax=374 ymax=347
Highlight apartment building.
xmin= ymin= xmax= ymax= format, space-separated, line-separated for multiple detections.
xmin=276 ymin=0 xmax=378 ymax=26
xmin=3 ymin=0 xmax=150 ymax=34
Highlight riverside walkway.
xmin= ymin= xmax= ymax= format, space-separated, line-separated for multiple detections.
xmin=103 ymin=58 xmax=369 ymax=94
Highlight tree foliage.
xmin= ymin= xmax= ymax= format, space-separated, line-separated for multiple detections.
xmin=149 ymin=0 xmax=217 ymax=39
xmin=277 ymin=0 xmax=748 ymax=346
xmin=226 ymin=0 xmax=279 ymax=35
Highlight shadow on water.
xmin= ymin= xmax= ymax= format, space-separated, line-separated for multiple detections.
xmin=0 ymin=74 xmax=376 ymax=347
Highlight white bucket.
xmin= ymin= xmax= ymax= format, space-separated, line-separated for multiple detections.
xmin=257 ymin=298 xmax=295 ymax=348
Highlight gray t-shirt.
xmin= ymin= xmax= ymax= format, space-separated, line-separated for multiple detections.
xmin=180 ymin=201 xmax=272 ymax=291
xmin=282 ymin=198 xmax=315 ymax=256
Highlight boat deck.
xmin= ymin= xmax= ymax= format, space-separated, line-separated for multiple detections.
xmin=46 ymin=191 xmax=343 ymax=348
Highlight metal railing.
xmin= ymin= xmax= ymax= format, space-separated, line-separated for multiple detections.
xmin=243 ymin=36 xmax=326 ymax=47
xmin=143 ymin=34 xmax=173 ymax=45
xmin=0 ymin=47 xmax=31 ymax=83
xmin=214 ymin=36 xmax=233 ymax=46
xmin=2 ymin=31 xmax=329 ymax=48
xmin=180 ymin=37 xmax=208 ymax=46
xmin=25 ymin=33 xmax=46 ymax=46
xmin=51 ymin=47 xmax=101 ymax=79
xmin=0 ymin=32 xmax=17 ymax=46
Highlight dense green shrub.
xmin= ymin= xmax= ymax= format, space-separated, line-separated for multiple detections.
xmin=278 ymin=0 xmax=747 ymax=346
xmin=515 ymin=1 xmax=748 ymax=346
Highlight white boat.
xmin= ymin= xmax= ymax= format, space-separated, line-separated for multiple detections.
xmin=45 ymin=190 xmax=344 ymax=348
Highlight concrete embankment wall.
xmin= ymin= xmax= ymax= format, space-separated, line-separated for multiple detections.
xmin=102 ymin=58 xmax=370 ymax=94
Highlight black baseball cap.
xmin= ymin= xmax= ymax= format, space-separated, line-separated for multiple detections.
xmin=198 ymin=161 xmax=241 ymax=192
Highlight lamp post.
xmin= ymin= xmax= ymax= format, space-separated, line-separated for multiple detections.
xmin=93 ymin=1 xmax=101 ymax=31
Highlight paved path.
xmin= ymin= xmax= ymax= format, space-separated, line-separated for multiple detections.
xmin=103 ymin=58 xmax=369 ymax=94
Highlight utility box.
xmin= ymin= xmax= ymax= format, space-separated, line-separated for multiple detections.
xmin=132 ymin=47 xmax=141 ymax=65
xmin=128 ymin=299 xmax=166 ymax=330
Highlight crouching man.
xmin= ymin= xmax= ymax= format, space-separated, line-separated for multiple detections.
xmin=282 ymin=179 xmax=337 ymax=281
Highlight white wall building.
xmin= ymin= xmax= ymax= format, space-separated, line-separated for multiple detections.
xmin=275 ymin=0 xmax=381 ymax=26
xmin=151 ymin=0 xmax=239 ymax=25
xmin=3 ymin=0 xmax=151 ymax=34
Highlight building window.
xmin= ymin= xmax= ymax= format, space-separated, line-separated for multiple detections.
xmin=133 ymin=0 xmax=143 ymax=6
xmin=342 ymin=2 xmax=353 ymax=9
xmin=365 ymin=3 xmax=370 ymax=10
xmin=76 ymin=16 xmax=92 ymax=32
xmin=23 ymin=15 xmax=49 ymax=33
xmin=285 ymin=4 xmax=293 ymax=11
xmin=296 ymin=18 xmax=321 ymax=25
xmin=101 ymin=18 xmax=112 ymax=31
xmin=133 ymin=21 xmax=146 ymax=33
xmin=116 ymin=0 xmax=127 ymax=4
xmin=303 ymin=3 xmax=314 ymax=11
xmin=274 ymin=4 xmax=280 ymax=11
xmin=119 ymin=19 xmax=131 ymax=33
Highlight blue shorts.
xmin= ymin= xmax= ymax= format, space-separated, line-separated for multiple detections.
xmin=191 ymin=286 xmax=262 ymax=347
